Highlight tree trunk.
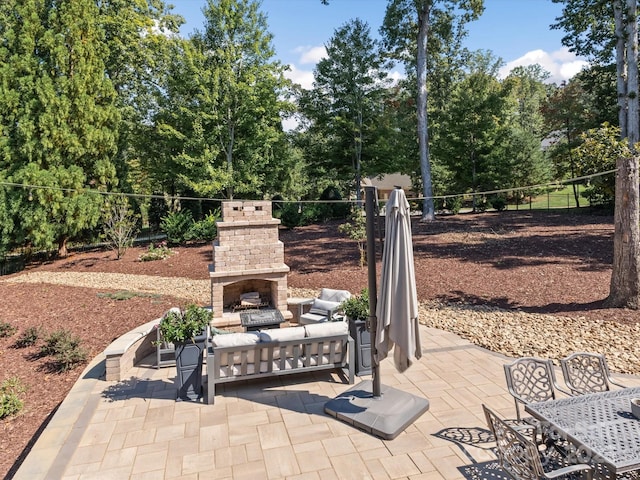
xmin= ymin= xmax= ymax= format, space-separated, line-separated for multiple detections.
xmin=58 ymin=236 xmax=69 ymax=258
xmin=607 ymin=155 xmax=640 ymax=308
xmin=417 ymin=1 xmax=435 ymax=222
xmin=615 ymin=0 xmax=627 ymax=138
xmin=608 ymin=0 xmax=640 ymax=309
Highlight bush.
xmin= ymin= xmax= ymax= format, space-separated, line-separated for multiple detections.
xmin=138 ymin=241 xmax=173 ymax=262
xmin=159 ymin=305 xmax=212 ymax=343
xmin=0 ymin=320 xmax=17 ymax=338
xmin=40 ymin=329 xmax=87 ymax=372
xmin=14 ymin=327 xmax=39 ymax=348
xmin=338 ymin=209 xmax=367 ymax=267
xmin=278 ymin=203 xmax=302 ymax=228
xmin=185 ymin=210 xmax=220 ymax=242
xmin=342 ymin=289 xmax=369 ymax=321
xmin=490 ymin=195 xmax=507 ymax=212
xmin=0 ymin=377 xmax=25 ymax=419
xmin=161 ymin=210 xmax=194 ymax=245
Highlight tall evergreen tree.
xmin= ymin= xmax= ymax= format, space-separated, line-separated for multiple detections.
xmin=300 ymin=18 xmax=389 ymax=204
xmin=0 ymin=0 xmax=119 ymax=256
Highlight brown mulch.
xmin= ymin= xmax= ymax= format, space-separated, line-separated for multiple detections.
xmin=0 ymin=210 xmax=637 ymax=478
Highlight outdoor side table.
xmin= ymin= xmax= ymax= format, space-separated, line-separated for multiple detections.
xmin=525 ymin=386 xmax=640 ymax=475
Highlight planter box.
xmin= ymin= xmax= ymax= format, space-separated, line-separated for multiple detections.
xmin=175 ymin=333 xmax=207 ymax=401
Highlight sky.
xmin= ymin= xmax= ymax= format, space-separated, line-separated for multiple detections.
xmin=170 ymin=0 xmax=588 ymax=88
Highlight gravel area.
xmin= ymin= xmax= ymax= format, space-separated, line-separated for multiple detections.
xmin=9 ymin=274 xmax=638 ymax=375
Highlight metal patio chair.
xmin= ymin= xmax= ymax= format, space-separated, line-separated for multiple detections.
xmin=560 ymin=352 xmax=626 ymax=395
xmin=483 ymin=405 xmax=593 ymax=480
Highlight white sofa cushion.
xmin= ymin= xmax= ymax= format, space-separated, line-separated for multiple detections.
xmin=308 ymin=299 xmax=341 ymax=316
xmin=258 ymin=326 xmax=306 ymax=342
xmin=259 ymin=326 xmax=306 ymax=361
xmin=319 ymin=288 xmax=351 ymax=303
xmin=304 ymin=321 xmax=348 ymax=338
xmin=212 ymin=332 xmax=260 ymax=365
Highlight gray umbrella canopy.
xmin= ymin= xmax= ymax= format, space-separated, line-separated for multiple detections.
xmin=375 ymin=188 xmax=421 ymax=373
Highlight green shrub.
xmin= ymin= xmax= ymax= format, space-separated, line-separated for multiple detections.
xmin=159 ymin=305 xmax=212 ymax=343
xmin=279 ymin=203 xmax=302 ymax=228
xmin=40 ymin=329 xmax=87 ymax=372
xmin=490 ymin=195 xmax=507 ymax=212
xmin=161 ymin=210 xmax=194 ymax=245
xmin=0 ymin=377 xmax=25 ymax=419
xmin=0 ymin=320 xmax=17 ymax=338
xmin=14 ymin=327 xmax=39 ymax=348
xmin=342 ymin=289 xmax=369 ymax=320
xmin=102 ymin=196 xmax=140 ymax=259
xmin=138 ymin=241 xmax=173 ymax=262
xmin=186 ymin=210 xmax=220 ymax=242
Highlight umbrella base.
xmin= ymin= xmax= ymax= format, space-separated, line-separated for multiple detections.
xmin=324 ymin=380 xmax=429 ymax=440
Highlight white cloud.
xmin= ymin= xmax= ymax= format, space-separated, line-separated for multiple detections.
xmin=284 ymin=64 xmax=315 ymax=90
xmin=499 ymin=47 xmax=588 ymax=84
xmin=293 ymin=45 xmax=327 ymax=65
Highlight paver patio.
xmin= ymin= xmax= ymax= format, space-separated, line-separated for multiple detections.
xmin=13 ymin=325 xmax=640 ymax=480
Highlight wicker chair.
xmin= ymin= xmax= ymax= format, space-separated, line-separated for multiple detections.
xmin=483 ymin=405 xmax=593 ymax=480
xmin=560 ymin=352 xmax=626 ymax=395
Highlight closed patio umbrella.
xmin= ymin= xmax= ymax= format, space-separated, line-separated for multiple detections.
xmin=324 ymin=186 xmax=429 ymax=440
xmin=375 ymin=188 xmax=421 ymax=373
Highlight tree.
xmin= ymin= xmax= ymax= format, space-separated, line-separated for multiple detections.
xmin=437 ymin=51 xmax=507 ymax=209
xmin=381 ymin=0 xmax=484 ymax=221
xmin=300 ymin=19 xmax=389 ymax=204
xmin=542 ymin=78 xmax=595 ymax=206
xmin=554 ymin=0 xmax=639 ymax=308
xmin=188 ymin=0 xmax=291 ymax=200
xmin=0 ymin=0 xmax=119 ymax=257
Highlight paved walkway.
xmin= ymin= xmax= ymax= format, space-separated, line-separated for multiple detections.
xmin=13 ymin=325 xmax=640 ymax=480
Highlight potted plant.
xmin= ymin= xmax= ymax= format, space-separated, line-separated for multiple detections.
xmin=159 ymin=304 xmax=212 ymax=401
xmin=341 ymin=289 xmax=371 ymax=375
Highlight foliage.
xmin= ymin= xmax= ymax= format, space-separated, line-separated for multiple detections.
xmin=14 ymin=327 xmax=39 ymax=348
xmin=185 ymin=210 xmax=220 ymax=242
xmin=0 ymin=321 xmax=17 ymax=338
xmin=40 ymin=329 xmax=87 ymax=372
xmin=436 ymin=196 xmax=462 ymax=214
xmin=338 ymin=209 xmax=368 ymax=267
xmin=0 ymin=0 xmax=119 ymax=257
xmin=490 ymin=195 xmax=507 ymax=212
xmin=342 ymin=289 xmax=369 ymax=320
xmin=159 ymin=305 xmax=212 ymax=344
xmin=278 ymin=203 xmax=302 ymax=228
xmin=161 ymin=210 xmax=194 ymax=245
xmin=0 ymin=377 xmax=25 ymax=419
xmin=138 ymin=241 xmax=174 ymax=262
xmin=300 ymin=19 xmax=390 ymax=203
xmin=102 ymin=196 xmax=140 ymax=259
xmin=571 ymin=123 xmax=628 ymax=206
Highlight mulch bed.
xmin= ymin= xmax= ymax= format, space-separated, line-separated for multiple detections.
xmin=0 ymin=209 xmax=636 ymax=478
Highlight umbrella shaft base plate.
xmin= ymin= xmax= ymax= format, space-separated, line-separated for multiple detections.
xmin=324 ymin=380 xmax=429 ymax=440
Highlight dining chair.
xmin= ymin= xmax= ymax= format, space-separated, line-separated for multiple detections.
xmin=483 ymin=405 xmax=593 ymax=480
xmin=503 ymin=357 xmax=572 ymax=423
xmin=560 ymin=352 xmax=626 ymax=395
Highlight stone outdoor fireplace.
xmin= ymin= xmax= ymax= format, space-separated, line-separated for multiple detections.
xmin=209 ymin=201 xmax=291 ymax=328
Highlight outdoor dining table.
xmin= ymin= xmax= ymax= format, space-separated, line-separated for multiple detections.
xmin=525 ymin=386 xmax=640 ymax=476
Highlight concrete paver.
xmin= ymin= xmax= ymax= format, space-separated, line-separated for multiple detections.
xmin=12 ymin=325 xmax=640 ymax=479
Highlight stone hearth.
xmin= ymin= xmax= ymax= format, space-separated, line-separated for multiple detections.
xmin=209 ymin=201 xmax=291 ymax=328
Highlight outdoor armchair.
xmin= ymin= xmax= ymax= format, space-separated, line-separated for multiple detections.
xmin=299 ymin=288 xmax=351 ymax=325
xmin=560 ymin=352 xmax=626 ymax=395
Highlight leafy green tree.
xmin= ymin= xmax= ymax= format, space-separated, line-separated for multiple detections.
xmin=381 ymin=0 xmax=484 ymax=221
xmin=189 ymin=0 xmax=292 ymax=199
xmin=542 ymin=78 xmax=595 ymax=206
xmin=300 ymin=19 xmax=390 ymax=204
xmin=571 ymin=123 xmax=627 ymax=206
xmin=0 ymin=0 xmax=119 ymax=257
xmin=554 ymin=0 xmax=639 ymax=308
xmin=436 ymin=52 xmax=507 ymax=210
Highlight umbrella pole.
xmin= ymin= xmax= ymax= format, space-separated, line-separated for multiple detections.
xmin=364 ymin=186 xmax=381 ymax=399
